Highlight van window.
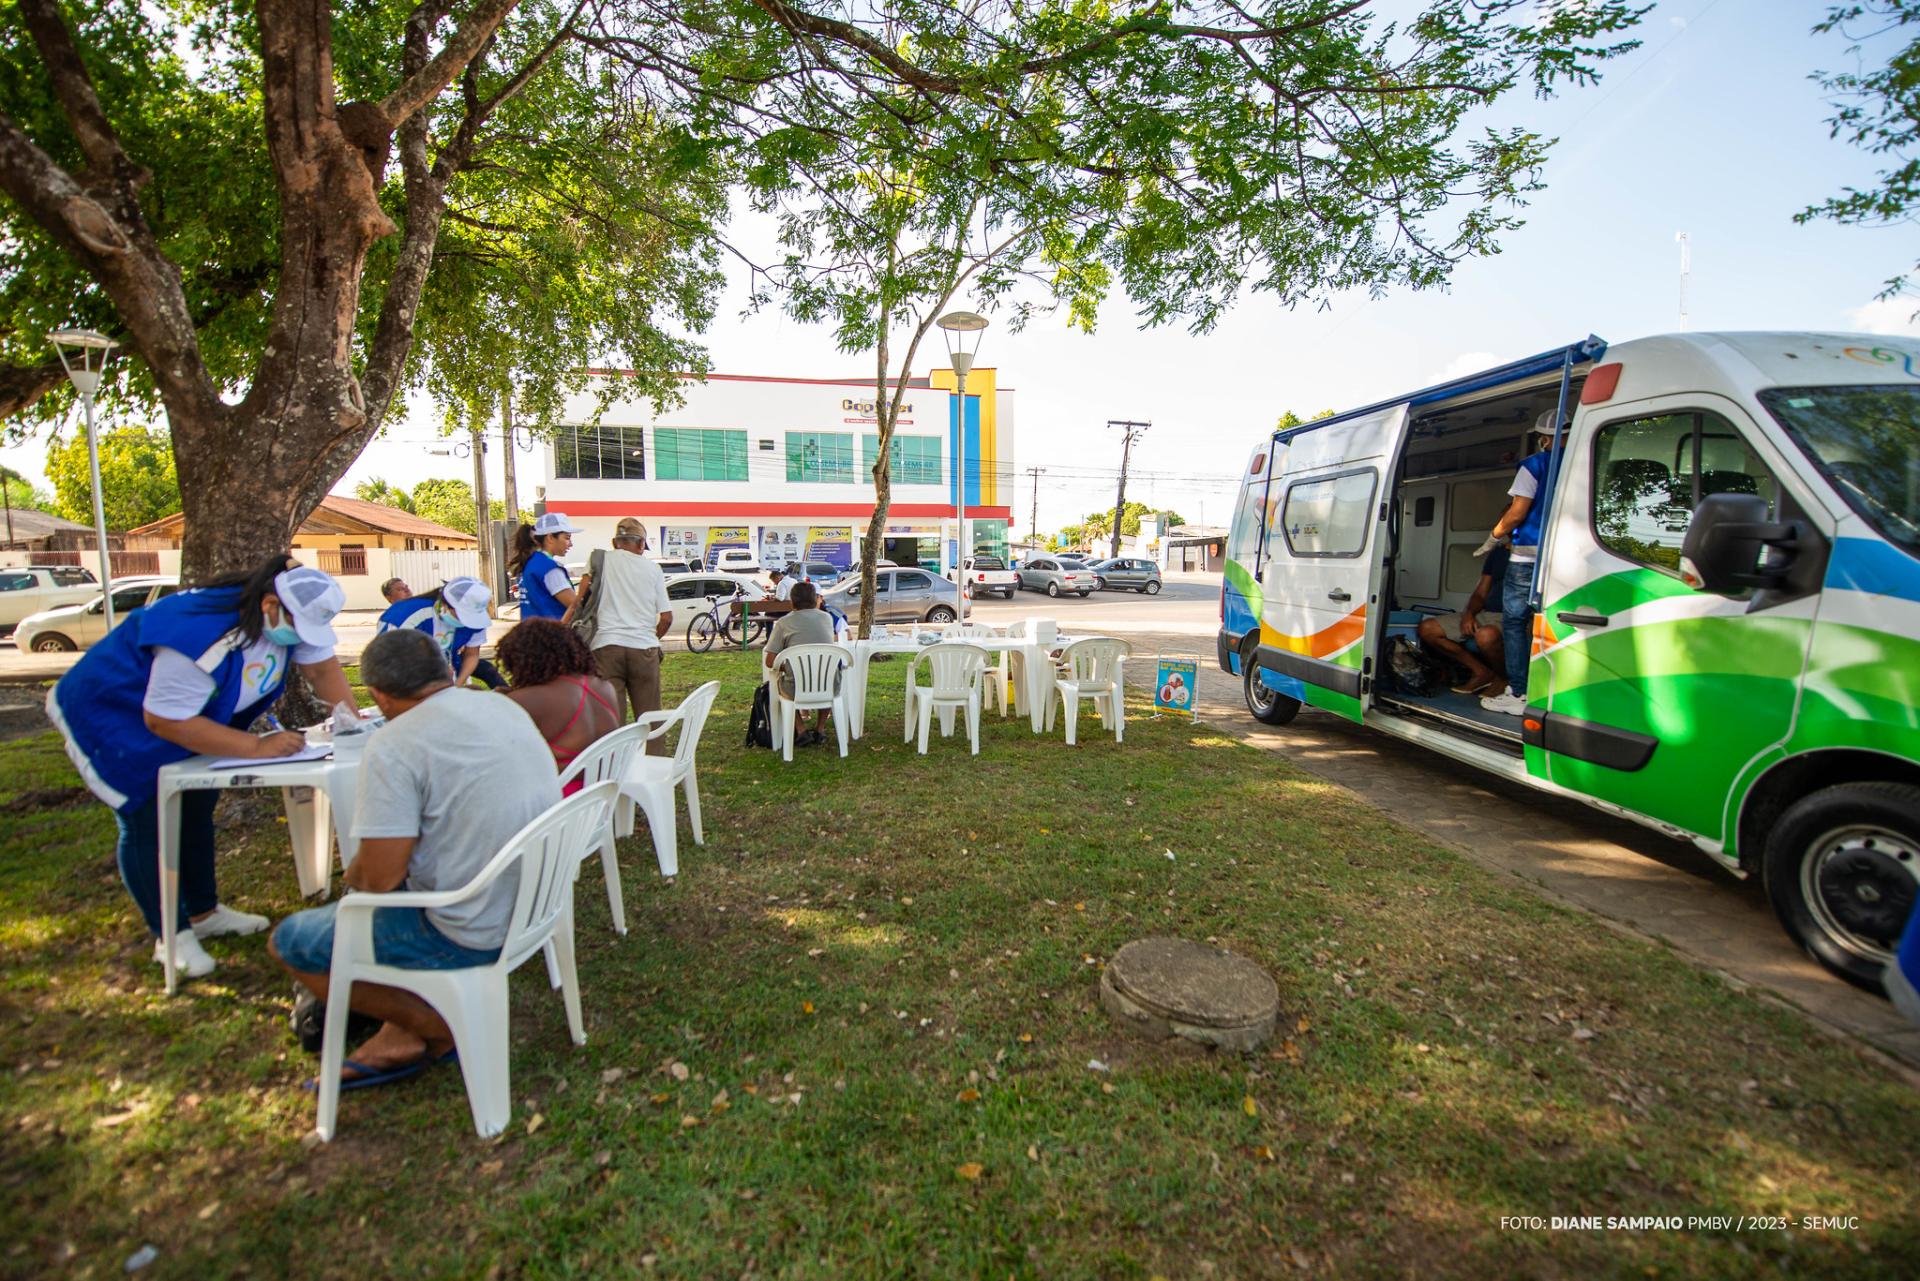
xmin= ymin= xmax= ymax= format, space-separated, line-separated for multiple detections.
xmin=1281 ymin=469 xmax=1377 ymax=558
xmin=1226 ymin=478 xmax=1268 ymax=575
xmin=1591 ymin=409 xmax=1778 ymax=574
xmin=1759 ymin=384 xmax=1919 ymax=555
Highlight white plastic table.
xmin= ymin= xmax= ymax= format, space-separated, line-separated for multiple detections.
xmin=155 ymin=753 xmax=361 ymax=995
xmin=842 ymin=632 xmax=1108 ymax=739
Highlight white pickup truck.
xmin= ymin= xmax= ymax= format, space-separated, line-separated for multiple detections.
xmin=0 ymin=565 xmax=101 ymax=636
xmin=949 ymin=554 xmax=1019 ymax=600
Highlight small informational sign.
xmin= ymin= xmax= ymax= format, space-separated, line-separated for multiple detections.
xmin=1154 ymin=654 xmax=1199 ymax=717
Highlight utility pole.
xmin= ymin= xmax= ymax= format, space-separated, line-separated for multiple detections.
xmin=1106 ymin=419 xmax=1150 ymax=560
xmin=500 ymin=392 xmax=519 ymax=531
xmin=470 ymin=422 xmax=491 ymax=590
xmin=1025 ymin=466 xmax=1045 ymax=549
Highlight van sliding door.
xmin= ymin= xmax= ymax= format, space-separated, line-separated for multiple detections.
xmin=1256 ymin=405 xmax=1410 ymax=721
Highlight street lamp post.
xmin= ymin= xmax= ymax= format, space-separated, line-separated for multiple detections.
xmin=935 ymin=310 xmax=989 ymax=625
xmin=50 ymin=329 xmax=118 ymax=629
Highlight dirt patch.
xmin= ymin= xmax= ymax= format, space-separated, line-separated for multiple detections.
xmin=2 ymin=786 xmax=88 ymax=815
xmin=0 ymin=686 xmax=51 ymax=742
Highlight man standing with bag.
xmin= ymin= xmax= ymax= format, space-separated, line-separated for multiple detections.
xmin=579 ymin=517 xmax=673 ymax=749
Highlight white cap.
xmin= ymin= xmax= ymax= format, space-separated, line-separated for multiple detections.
xmin=440 ymin=576 xmax=492 ymax=630
xmin=533 ymin=512 xmax=579 ymax=537
xmin=1534 ymin=408 xmax=1564 ymax=436
xmin=273 ymin=566 xmax=345 ymax=648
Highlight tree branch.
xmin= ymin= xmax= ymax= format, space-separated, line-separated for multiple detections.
xmin=15 ymin=0 xmax=146 ymax=188
xmin=380 ymin=0 xmax=528 ymax=126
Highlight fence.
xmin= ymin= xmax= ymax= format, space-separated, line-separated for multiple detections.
xmin=23 ymin=549 xmax=162 ymax=576
xmin=387 ymin=548 xmax=481 ymax=590
xmin=312 ymin=546 xmax=369 ymax=576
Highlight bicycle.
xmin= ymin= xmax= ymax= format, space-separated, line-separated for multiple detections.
xmin=686 ymin=590 xmax=770 ymax=652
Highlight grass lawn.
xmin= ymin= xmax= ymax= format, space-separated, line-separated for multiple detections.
xmin=3 ymin=650 xmax=1917 ymax=1279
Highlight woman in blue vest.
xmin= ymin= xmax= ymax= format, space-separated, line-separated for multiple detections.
xmin=47 ymin=555 xmax=354 ymax=980
xmin=510 ymin=513 xmax=581 ymax=620
xmin=376 ymin=575 xmax=494 ymax=686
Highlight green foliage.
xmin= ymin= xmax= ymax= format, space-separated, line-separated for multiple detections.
xmin=1077 ymin=502 xmax=1184 ymax=542
xmin=1277 ymin=409 xmax=1339 ymax=431
xmin=402 ymin=476 xmax=526 ymax=534
xmin=1800 ymin=2 xmax=1920 ymax=297
xmin=43 ymin=426 xmax=179 ymax=529
xmin=354 ymin=477 xmax=415 ymax=513
xmin=0 ymin=465 xmax=52 ymax=515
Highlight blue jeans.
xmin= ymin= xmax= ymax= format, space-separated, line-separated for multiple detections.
xmin=272 ymin=902 xmax=502 ymax=974
xmin=1501 ymin=558 xmax=1537 ymax=698
xmin=115 ymin=790 xmax=219 ymax=938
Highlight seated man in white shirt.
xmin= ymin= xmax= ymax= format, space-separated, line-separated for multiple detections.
xmin=269 ymin=628 xmax=560 ymax=1090
xmin=769 ymin=566 xmax=796 ymax=602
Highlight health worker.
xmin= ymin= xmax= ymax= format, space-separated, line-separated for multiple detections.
xmin=376 ymin=575 xmax=495 ymax=687
xmin=47 ymin=556 xmax=355 ymax=980
xmin=511 ymin=513 xmax=581 ymax=620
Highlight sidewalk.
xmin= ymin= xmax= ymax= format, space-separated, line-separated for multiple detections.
xmin=1124 ymin=626 xmax=1920 ymax=1078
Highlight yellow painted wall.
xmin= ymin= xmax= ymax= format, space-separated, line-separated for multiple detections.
xmin=927 ymin=365 xmax=1001 ymax=506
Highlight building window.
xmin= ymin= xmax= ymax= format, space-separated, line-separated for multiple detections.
xmin=655 ymin=428 xmax=748 ymax=482
xmin=554 ymin=424 xmax=647 ymax=480
xmin=861 ymin=434 xmax=943 ymax=485
xmin=785 ymin=432 xmax=856 ymax=484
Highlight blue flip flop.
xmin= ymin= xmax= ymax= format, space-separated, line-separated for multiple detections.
xmin=305 ymin=1056 xmax=427 ymax=1094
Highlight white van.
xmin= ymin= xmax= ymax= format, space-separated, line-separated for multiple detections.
xmin=1220 ymin=332 xmax=1920 ymax=992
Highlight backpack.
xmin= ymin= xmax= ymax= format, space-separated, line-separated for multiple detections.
xmin=744 ymin=682 xmax=775 ymax=749
xmin=569 ymin=548 xmax=608 ymax=649
xmin=1384 ymin=633 xmax=1445 ymax=696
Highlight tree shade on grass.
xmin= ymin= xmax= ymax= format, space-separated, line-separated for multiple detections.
xmin=3 ymin=651 xmax=1915 ymax=1277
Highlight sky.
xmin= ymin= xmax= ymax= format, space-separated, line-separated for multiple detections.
xmin=8 ymin=0 xmax=1917 ymax=538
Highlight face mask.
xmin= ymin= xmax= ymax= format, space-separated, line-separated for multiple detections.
xmin=265 ymin=623 xmax=302 ymax=647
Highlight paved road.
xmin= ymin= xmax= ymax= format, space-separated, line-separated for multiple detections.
xmin=5 ymin=571 xmax=1913 ymax=1072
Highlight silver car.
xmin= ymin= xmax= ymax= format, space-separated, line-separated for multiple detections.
xmin=1090 ymin=557 xmax=1163 ymax=594
xmin=822 ymin=567 xmax=959 ymax=623
xmin=1015 ymin=556 xmax=1095 ymax=598
xmin=15 ymin=577 xmax=182 ymax=651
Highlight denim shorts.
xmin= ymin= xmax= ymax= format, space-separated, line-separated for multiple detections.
xmin=272 ymin=902 xmax=502 ymax=974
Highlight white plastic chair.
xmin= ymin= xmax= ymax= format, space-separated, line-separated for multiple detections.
xmin=905 ymin=642 xmax=990 ymax=755
xmin=1046 ymin=638 xmax=1132 ymax=745
xmin=556 ymin=722 xmax=650 ymax=934
xmin=774 ymin=644 xmax=852 ymax=760
xmin=619 ymin=680 xmax=721 ymax=878
xmin=314 ymin=781 xmax=619 ymax=1141
xmin=942 ymin=621 xmax=1000 ymax=639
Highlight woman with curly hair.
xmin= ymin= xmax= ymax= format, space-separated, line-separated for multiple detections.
xmin=495 ymin=619 xmax=619 ymax=794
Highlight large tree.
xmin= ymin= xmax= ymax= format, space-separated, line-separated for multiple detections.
xmin=1 ymin=0 xmax=721 ymax=577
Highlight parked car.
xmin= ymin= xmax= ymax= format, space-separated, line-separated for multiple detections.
xmin=784 ymin=560 xmax=845 ymax=586
xmin=15 ymin=576 xmax=181 ymax=651
xmin=820 ymin=566 xmax=959 ymax=623
xmin=1016 ymin=556 xmax=1095 ymax=598
xmin=946 ymin=554 xmax=1018 ymax=599
xmin=1091 ymin=557 xmax=1164 ymax=594
xmin=713 ymin=548 xmax=761 ymax=574
xmin=663 ymin=573 xmax=769 ymax=631
xmin=0 ymin=565 xmax=101 ymax=636
xmin=653 ymin=558 xmax=699 ymax=576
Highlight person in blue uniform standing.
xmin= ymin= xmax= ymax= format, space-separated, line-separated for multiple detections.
xmin=376 ymin=575 xmax=495 ymax=687
xmin=1479 ymin=409 xmax=1561 ymax=717
xmin=510 ymin=513 xmax=581 ymax=621
xmin=47 ymin=555 xmax=355 ymax=980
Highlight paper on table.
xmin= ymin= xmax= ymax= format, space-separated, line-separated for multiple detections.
xmin=202 ymin=744 xmax=333 ymax=770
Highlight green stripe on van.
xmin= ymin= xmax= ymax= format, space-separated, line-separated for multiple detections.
xmin=1223 ymin=558 xmax=1262 ymax=620
xmin=1546 ymin=568 xmax=1694 ymax=621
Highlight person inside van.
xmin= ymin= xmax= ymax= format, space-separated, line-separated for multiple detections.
xmin=1478 ymin=409 xmax=1561 ymax=716
xmin=1415 ymin=545 xmax=1509 ymax=696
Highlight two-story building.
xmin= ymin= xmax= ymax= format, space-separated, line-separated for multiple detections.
xmin=541 ymin=369 xmax=1015 ymax=572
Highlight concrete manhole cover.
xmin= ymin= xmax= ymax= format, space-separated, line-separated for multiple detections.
xmin=1100 ymin=937 xmax=1279 ymax=1052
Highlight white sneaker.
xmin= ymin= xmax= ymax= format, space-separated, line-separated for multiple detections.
xmin=155 ymin=928 xmax=217 ymax=978
xmin=1479 ymin=691 xmax=1528 ymax=716
xmin=192 ymin=903 xmax=270 ymax=938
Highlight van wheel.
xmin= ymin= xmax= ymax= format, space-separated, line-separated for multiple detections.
xmin=31 ymin=633 xmax=77 ymax=653
xmin=1763 ymin=782 xmax=1920 ymax=993
xmin=1243 ymin=653 xmax=1301 ymax=725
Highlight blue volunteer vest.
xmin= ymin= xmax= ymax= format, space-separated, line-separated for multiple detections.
xmin=377 ymin=596 xmax=482 ymax=660
xmin=1511 ymin=450 xmax=1556 ymax=551
xmin=48 ymin=586 xmax=291 ymax=813
xmin=519 ymin=550 xmax=571 ymax=619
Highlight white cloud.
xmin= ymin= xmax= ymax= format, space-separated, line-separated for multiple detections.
xmin=1847 ymin=298 xmax=1920 ymax=336
xmin=1433 ymin=351 xmax=1498 ymax=383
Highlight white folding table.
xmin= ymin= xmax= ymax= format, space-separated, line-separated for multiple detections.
xmin=841 ymin=633 xmax=1109 ymax=740
xmin=155 ymin=753 xmax=362 ymax=995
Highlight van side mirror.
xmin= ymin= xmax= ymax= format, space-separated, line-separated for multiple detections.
xmin=1679 ymin=493 xmax=1799 ymax=594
